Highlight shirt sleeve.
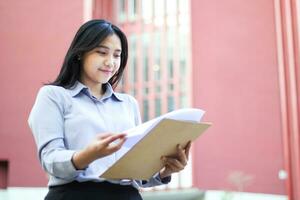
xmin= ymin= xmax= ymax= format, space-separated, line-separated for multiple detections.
xmin=130 ymin=96 xmax=142 ymax=126
xmin=28 ymin=86 xmax=83 ymax=180
xmin=136 ymin=172 xmax=172 ymax=188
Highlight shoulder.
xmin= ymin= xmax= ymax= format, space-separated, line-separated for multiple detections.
xmin=38 ymin=85 xmax=68 ymax=97
xmin=34 ymin=85 xmax=72 ymax=113
xmin=36 ymin=85 xmax=71 ymax=104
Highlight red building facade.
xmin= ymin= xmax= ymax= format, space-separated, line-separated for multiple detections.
xmin=0 ymin=0 xmax=84 ymax=187
xmin=191 ymin=1 xmax=300 ymax=199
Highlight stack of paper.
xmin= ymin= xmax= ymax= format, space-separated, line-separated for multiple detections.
xmin=100 ymin=108 xmax=211 ymax=180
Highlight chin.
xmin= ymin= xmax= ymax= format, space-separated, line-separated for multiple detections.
xmin=99 ymin=80 xmax=109 ymax=84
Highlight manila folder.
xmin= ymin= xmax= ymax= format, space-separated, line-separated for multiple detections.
xmin=100 ymin=119 xmax=211 ymax=180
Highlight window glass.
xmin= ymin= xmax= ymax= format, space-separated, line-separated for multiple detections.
xmin=142 ymin=0 xmax=153 ymax=24
xmin=155 ymin=98 xmax=161 ymax=117
xmin=128 ymin=0 xmax=138 ymax=21
xmin=167 ymin=28 xmax=175 ymax=78
xmin=143 ymin=99 xmax=149 ymax=121
xmin=118 ymin=0 xmax=126 ymax=22
xmin=129 ymin=34 xmax=137 ymax=84
xmin=179 ymin=0 xmax=189 ymax=14
xmin=154 ymin=0 xmax=164 ymax=26
xmin=154 ymin=32 xmax=161 ymax=81
xmin=142 ymin=33 xmax=149 ymax=82
xmin=156 ymin=85 xmax=161 ymax=93
xmin=143 ymin=87 xmax=149 ymax=95
xmin=166 ymin=0 xmax=177 ymax=26
xmin=168 ymin=83 xmax=174 ymax=91
xmin=168 ymin=96 xmax=175 ymax=112
xmin=180 ymin=94 xmax=188 ymax=108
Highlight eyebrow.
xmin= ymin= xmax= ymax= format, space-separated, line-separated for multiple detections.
xmin=97 ymin=45 xmax=122 ymax=52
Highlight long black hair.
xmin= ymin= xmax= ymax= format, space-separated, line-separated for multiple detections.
xmin=49 ymin=19 xmax=128 ymax=89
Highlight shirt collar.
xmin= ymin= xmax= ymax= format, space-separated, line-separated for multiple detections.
xmin=68 ymin=81 xmax=124 ymax=102
xmin=104 ymin=83 xmax=124 ymax=102
xmin=68 ymin=81 xmax=87 ymax=97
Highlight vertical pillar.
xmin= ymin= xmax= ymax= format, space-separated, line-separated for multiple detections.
xmin=275 ymin=0 xmax=300 ymax=199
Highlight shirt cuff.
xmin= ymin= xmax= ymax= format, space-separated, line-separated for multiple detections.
xmin=154 ymin=172 xmax=172 ymax=184
xmin=49 ymin=150 xmax=84 ymax=180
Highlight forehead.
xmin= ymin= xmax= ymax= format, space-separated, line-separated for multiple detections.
xmin=98 ymin=33 xmax=122 ymax=50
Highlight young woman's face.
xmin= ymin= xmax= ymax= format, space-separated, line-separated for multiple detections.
xmin=80 ymin=33 xmax=122 ymax=86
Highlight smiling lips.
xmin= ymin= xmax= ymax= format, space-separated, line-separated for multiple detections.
xmin=98 ymin=68 xmax=113 ymax=75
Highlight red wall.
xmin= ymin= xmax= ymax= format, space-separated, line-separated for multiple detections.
xmin=0 ymin=0 xmax=83 ymax=186
xmin=191 ymin=0 xmax=286 ymax=194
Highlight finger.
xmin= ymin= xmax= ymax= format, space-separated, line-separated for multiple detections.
xmin=161 ymin=158 xmax=177 ymax=171
xmin=98 ymin=132 xmax=127 ymax=140
xmin=97 ymin=133 xmax=114 ymax=140
xmin=102 ymin=134 xmax=126 ymax=146
xmin=184 ymin=141 xmax=192 ymax=160
xmin=176 ymin=144 xmax=188 ymax=165
xmin=165 ymin=162 xmax=178 ymax=172
xmin=107 ymin=137 xmax=127 ymax=152
xmin=164 ymin=157 xmax=185 ymax=171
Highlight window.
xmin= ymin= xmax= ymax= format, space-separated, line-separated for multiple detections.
xmin=143 ymin=99 xmax=149 ymax=121
xmin=142 ymin=33 xmax=150 ymax=82
xmin=0 ymin=160 xmax=8 ymax=189
xmin=153 ymin=31 xmax=161 ymax=81
xmin=168 ymin=83 xmax=174 ymax=91
xmin=167 ymin=96 xmax=175 ymax=112
xmin=154 ymin=0 xmax=164 ymax=26
xmin=115 ymin=0 xmax=192 ymax=190
xmin=167 ymin=28 xmax=175 ymax=78
xmin=128 ymin=0 xmax=138 ymax=21
xmin=118 ymin=0 xmax=126 ymax=22
xmin=142 ymin=0 xmax=153 ymax=24
xmin=129 ymin=34 xmax=137 ymax=84
xmin=166 ymin=0 xmax=177 ymax=27
xmin=155 ymin=85 xmax=161 ymax=93
xmin=155 ymin=98 xmax=161 ymax=117
xmin=143 ymin=87 xmax=149 ymax=95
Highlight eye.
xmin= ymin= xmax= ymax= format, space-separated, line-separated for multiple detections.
xmin=96 ymin=50 xmax=107 ymax=55
xmin=114 ymin=54 xmax=121 ymax=58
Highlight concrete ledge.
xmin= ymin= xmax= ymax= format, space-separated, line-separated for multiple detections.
xmin=0 ymin=187 xmax=288 ymax=200
xmin=142 ymin=188 xmax=205 ymax=200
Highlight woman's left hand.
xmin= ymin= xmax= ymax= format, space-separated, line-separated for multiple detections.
xmin=159 ymin=141 xmax=191 ymax=179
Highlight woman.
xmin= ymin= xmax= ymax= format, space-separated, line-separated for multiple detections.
xmin=28 ymin=19 xmax=190 ymax=200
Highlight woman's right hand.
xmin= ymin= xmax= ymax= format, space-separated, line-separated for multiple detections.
xmin=72 ymin=133 xmax=127 ymax=170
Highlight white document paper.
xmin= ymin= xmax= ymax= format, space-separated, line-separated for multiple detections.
xmin=115 ymin=108 xmax=205 ymax=160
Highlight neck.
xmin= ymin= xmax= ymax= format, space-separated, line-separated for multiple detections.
xmin=80 ymin=79 xmax=104 ymax=99
xmin=89 ymin=84 xmax=104 ymax=99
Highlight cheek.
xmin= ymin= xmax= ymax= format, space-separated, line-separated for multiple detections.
xmin=83 ymin=59 xmax=99 ymax=72
xmin=82 ymin=64 xmax=94 ymax=76
xmin=83 ymin=54 xmax=100 ymax=67
xmin=113 ymin=62 xmax=121 ymax=73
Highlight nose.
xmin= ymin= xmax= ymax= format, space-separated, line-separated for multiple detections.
xmin=104 ymin=56 xmax=114 ymax=68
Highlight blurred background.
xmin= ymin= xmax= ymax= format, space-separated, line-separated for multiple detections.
xmin=1 ymin=0 xmax=300 ymax=199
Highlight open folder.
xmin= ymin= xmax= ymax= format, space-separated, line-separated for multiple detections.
xmin=99 ymin=108 xmax=211 ymax=180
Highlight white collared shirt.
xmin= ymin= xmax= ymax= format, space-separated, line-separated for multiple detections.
xmin=28 ymin=81 xmax=170 ymax=187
